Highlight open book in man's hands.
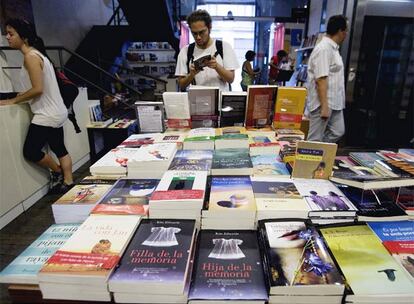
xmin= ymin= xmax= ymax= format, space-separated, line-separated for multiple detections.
xmin=193 ymin=55 xmax=212 ymax=71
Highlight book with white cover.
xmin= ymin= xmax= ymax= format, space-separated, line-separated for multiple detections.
xmin=38 ymin=215 xmax=140 ymax=286
xmin=294 ymin=179 xmax=357 ymax=219
xmin=251 ymin=177 xmax=310 ymax=219
xmin=150 ymin=170 xmax=208 ymax=209
xmin=163 ymin=92 xmax=191 ymax=119
xmin=0 ymin=224 xmax=79 ymax=285
xmin=128 ymin=143 xmax=177 ymax=166
xmin=155 ymin=133 xmax=187 ymax=150
xmin=90 ymin=148 xmax=141 ymax=175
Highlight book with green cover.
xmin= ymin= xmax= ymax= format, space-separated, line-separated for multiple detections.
xmin=320 ymin=224 xmax=414 ymax=301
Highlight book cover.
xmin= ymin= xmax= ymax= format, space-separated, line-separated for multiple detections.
xmin=258 ymin=220 xmax=344 ymax=290
xmin=109 ymin=219 xmax=195 ymax=290
xmin=291 ymin=141 xmax=338 ymax=179
xmin=320 ymin=224 xmax=414 ymax=296
xmin=118 ymin=133 xmax=160 ymax=148
xmin=368 ymin=221 xmax=414 ymax=279
xmin=337 ymin=185 xmax=408 ymax=220
xmin=188 ymin=87 xmax=219 ymax=116
xmin=246 ymin=85 xmax=277 ymax=127
xmin=91 ymin=179 xmax=159 ymax=215
xmin=212 ymin=148 xmax=252 ymax=170
xmin=162 ymin=92 xmax=191 ymax=119
xmin=251 ymin=178 xmax=310 ymax=215
xmin=150 ymin=171 xmax=207 ymax=202
xmin=189 ymin=230 xmax=268 ymax=301
xmin=251 ymin=155 xmax=290 ymax=176
xmin=273 ymin=87 xmax=306 ymax=129
xmin=40 ymin=215 xmax=140 ymax=279
xmin=90 ymin=148 xmax=141 ymax=173
xmin=133 ymin=143 xmax=177 ymax=163
xmin=208 ymin=176 xmax=256 ymax=212
xmin=54 ymin=184 xmax=113 ymax=205
xmin=294 ymin=179 xmax=357 ymax=215
xmin=220 ymin=92 xmax=247 ymax=127
xmin=168 ymin=150 xmax=213 ymax=171
xmin=184 ymin=128 xmax=216 ymax=142
xmin=0 ymin=224 xmax=79 ymax=284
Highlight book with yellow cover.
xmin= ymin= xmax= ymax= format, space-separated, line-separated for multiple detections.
xmin=320 ymin=224 xmax=414 ymax=302
xmin=273 ymin=87 xmax=306 ymax=129
xmin=291 ymin=141 xmax=337 ymax=179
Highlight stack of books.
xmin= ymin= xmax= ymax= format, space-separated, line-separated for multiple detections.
xmin=109 ymin=219 xmax=197 ymax=303
xmin=0 ymin=224 xmax=79 ymax=285
xmin=258 ymin=220 xmax=345 ymax=304
xmin=149 ymin=170 xmax=208 ymax=222
xmin=251 ymin=154 xmax=290 ymax=177
xmin=52 ymin=180 xmax=114 ymax=223
xmin=214 ymin=126 xmax=249 ymax=150
xmin=127 ymin=143 xmax=177 ymax=179
xmin=91 ymin=178 xmax=160 ymax=216
xmin=248 ymin=130 xmax=280 ymax=156
xmin=183 ymin=128 xmax=216 ymax=150
xmin=168 ymin=150 xmax=214 ymax=174
xmin=251 ymin=177 xmax=310 ymax=220
xmin=38 ymin=215 xmax=140 ymax=301
xmin=211 ymin=148 xmax=253 ymax=176
xmin=89 ymin=148 xmax=141 ymax=177
xmin=188 ymin=230 xmax=268 ymax=304
xmin=320 ymin=224 xmax=414 ymax=303
xmin=294 ymin=179 xmax=357 ymax=224
xmin=202 ymin=176 xmax=256 ymax=229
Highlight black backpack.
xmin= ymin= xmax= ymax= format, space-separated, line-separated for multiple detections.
xmin=55 ymin=70 xmax=81 ymax=133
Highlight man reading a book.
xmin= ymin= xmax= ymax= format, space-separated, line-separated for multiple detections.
xmin=306 ymin=15 xmax=348 ymax=143
xmin=175 ymin=9 xmax=239 ymax=91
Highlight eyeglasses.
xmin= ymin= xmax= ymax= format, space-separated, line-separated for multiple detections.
xmin=191 ymin=28 xmax=208 ymax=37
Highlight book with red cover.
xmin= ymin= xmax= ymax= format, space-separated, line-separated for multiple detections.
xmin=246 ymin=85 xmax=277 ymax=127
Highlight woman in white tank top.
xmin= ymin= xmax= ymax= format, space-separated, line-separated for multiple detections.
xmin=0 ymin=19 xmax=73 ymax=192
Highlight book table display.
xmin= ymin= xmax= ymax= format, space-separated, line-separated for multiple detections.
xmin=1 ymin=126 xmax=414 ymax=304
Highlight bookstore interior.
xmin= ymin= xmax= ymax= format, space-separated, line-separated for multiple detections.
xmin=0 ymin=1 xmax=414 ymax=304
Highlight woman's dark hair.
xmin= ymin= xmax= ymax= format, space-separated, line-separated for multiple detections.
xmin=245 ymin=50 xmax=256 ymax=61
xmin=5 ymin=18 xmax=47 ymax=57
xmin=187 ymin=9 xmax=212 ymax=28
xmin=327 ymin=15 xmax=347 ymax=35
xmin=277 ymin=50 xmax=288 ymax=58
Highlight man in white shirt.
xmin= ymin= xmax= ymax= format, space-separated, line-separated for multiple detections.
xmin=306 ymin=15 xmax=348 ymax=142
xmin=175 ymin=9 xmax=239 ymax=91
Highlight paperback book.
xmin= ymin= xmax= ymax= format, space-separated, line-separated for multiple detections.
xmin=91 ymin=178 xmax=159 ymax=216
xmin=245 ymin=85 xmax=277 ymax=127
xmin=0 ymin=224 xmax=79 ymax=284
xmin=320 ymin=224 xmax=414 ymax=302
xmin=188 ymin=230 xmax=268 ymax=303
xmin=220 ymin=91 xmax=247 ymax=127
xmin=211 ymin=148 xmax=253 ymax=176
xmin=168 ymin=149 xmax=213 ymax=172
xmin=273 ymin=87 xmax=306 ymax=129
xmin=258 ymin=220 xmax=344 ymax=295
xmin=109 ymin=219 xmax=196 ymax=294
xmin=291 ymin=141 xmax=337 ymax=179
xmin=251 ymin=177 xmax=310 ymax=219
xmin=251 ymin=155 xmax=290 ymax=177
xmin=368 ymin=221 xmax=414 ymax=280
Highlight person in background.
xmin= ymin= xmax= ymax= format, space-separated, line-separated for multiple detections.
xmin=306 ymin=15 xmax=348 ymax=143
xmin=268 ymin=49 xmax=288 ymax=84
xmin=0 ymin=18 xmax=74 ymax=193
xmin=175 ymin=9 xmax=239 ymax=91
xmin=240 ymin=50 xmax=260 ymax=91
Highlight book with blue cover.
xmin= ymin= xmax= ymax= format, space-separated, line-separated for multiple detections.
xmin=0 ymin=224 xmax=79 ymax=284
xmin=168 ymin=150 xmax=213 ymax=172
xmin=188 ymin=230 xmax=268 ymax=303
xmin=109 ymin=219 xmax=196 ymax=294
xmin=251 ymin=155 xmax=290 ymax=177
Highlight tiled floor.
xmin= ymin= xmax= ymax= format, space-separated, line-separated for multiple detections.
xmin=0 ymin=162 xmax=91 ymax=304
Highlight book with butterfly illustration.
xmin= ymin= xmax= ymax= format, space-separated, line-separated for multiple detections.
xmin=258 ymin=219 xmax=344 ymax=295
xmin=91 ymin=178 xmax=160 ymax=216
